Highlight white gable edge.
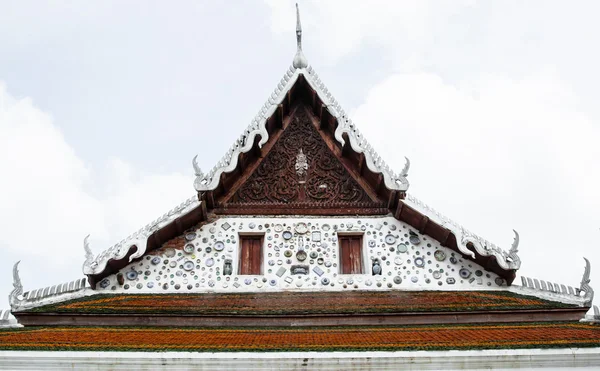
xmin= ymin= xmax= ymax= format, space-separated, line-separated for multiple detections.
xmin=404 ymin=193 xmax=521 ymax=271
xmin=193 ymin=64 xmax=410 ymax=193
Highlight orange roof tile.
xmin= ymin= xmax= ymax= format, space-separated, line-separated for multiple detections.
xmin=1 ymin=322 xmax=599 ymax=352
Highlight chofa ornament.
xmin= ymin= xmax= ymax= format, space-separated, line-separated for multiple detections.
xmin=9 ymin=261 xmax=23 ymax=307
xmin=580 ymin=257 xmax=594 ymax=306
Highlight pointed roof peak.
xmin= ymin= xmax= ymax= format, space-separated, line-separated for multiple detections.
xmin=292 ymin=3 xmax=308 ymax=69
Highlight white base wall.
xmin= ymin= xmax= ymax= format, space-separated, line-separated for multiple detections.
xmin=1 ymin=348 xmax=600 ymax=370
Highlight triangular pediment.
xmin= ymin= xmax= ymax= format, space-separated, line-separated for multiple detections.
xmin=217 ymin=105 xmax=387 ymax=214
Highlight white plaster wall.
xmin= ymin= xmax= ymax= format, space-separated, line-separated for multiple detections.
xmin=95 ymin=215 xmax=504 ymax=294
xmin=1 ymin=348 xmax=599 ymax=370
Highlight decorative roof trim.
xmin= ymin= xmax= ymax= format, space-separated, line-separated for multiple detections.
xmin=193 ymin=65 xmax=410 ymax=193
xmin=10 ymin=275 xmax=93 ymax=312
xmin=9 ymin=261 xmax=22 ymax=308
xmin=0 ymin=309 xmax=21 ymax=328
xmin=513 ymin=260 xmax=594 ymax=308
xmin=82 ymin=196 xmax=200 ymax=276
xmin=404 ymin=194 xmax=521 ymax=271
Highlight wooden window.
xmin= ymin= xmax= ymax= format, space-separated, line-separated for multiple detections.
xmin=239 ymin=235 xmax=263 ymax=275
xmin=339 ymin=235 xmax=364 ymax=274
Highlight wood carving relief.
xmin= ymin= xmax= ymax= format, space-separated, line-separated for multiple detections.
xmin=228 ymin=109 xmax=378 ymax=206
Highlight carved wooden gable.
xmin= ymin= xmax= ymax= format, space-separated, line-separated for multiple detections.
xmin=221 ymin=106 xmax=386 ymax=214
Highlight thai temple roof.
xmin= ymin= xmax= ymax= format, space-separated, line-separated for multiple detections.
xmin=1 ymin=4 xmax=599 ymax=362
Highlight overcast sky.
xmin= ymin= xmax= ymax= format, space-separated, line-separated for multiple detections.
xmin=1 ymin=1 xmax=599 ymax=310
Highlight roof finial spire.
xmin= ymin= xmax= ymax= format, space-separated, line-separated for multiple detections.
xmin=292 ymin=3 xmax=308 ymax=69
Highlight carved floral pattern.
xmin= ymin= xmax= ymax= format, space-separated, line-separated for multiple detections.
xmin=230 ymin=109 xmax=374 ymax=205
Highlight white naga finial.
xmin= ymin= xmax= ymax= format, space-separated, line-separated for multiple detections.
xmin=9 ymin=261 xmax=23 ymax=307
xmin=292 ymin=3 xmax=308 ymax=69
xmin=84 ymin=234 xmax=94 ymax=263
xmin=509 ymin=230 xmax=519 ymax=254
xmin=580 ymin=257 xmax=594 ymax=305
xmin=400 ymin=156 xmax=410 ymax=177
xmin=192 ymin=155 xmax=204 ymax=178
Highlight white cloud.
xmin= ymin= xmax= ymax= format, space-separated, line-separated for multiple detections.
xmin=350 ymin=69 xmax=600 ymax=289
xmin=0 ymin=83 xmax=193 ymax=307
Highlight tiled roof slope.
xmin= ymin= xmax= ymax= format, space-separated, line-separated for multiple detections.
xmin=1 ymin=322 xmax=599 ymax=352
xmin=21 ymin=291 xmax=576 ymax=315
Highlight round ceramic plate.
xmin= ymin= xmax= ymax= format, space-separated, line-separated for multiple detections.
xmin=397 ymin=243 xmax=408 ymax=253
xmin=274 ymin=224 xmax=283 ymax=232
xmin=185 ymin=232 xmax=197 ymax=241
xmin=214 ymin=241 xmax=225 ymax=251
xmin=126 ymin=271 xmax=138 ymax=280
xmin=184 ymin=244 xmax=195 ymax=254
xmin=282 ymin=231 xmax=293 ymax=240
xmin=409 ymin=235 xmax=421 ymax=245
xmin=385 ymin=235 xmax=396 ymax=245
xmin=296 ymin=250 xmax=307 ymax=261
xmin=368 ymin=240 xmax=376 ymax=247
xmin=433 ymin=271 xmax=441 ymax=279
xmin=434 ymin=250 xmax=446 ymax=261
xmin=205 ymin=258 xmax=214 ymax=267
xmin=295 ymin=222 xmax=308 ymax=234
xmin=414 ymin=257 xmax=425 ymax=268
xmin=394 ymin=257 xmax=403 ymax=265
xmin=322 ymin=224 xmax=330 ymax=231
xmin=183 ymin=261 xmax=194 ymax=271
xmin=459 ymin=268 xmax=471 ymax=278
xmin=151 ymin=257 xmax=161 ymax=265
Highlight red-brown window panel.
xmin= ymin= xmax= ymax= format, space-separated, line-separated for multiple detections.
xmin=339 ymin=235 xmax=363 ymax=274
xmin=239 ymin=235 xmax=263 ymax=275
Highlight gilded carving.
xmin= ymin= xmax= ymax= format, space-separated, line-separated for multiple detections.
xmin=230 ymin=109 xmax=374 ymax=205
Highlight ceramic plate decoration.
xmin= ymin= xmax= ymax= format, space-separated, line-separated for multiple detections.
xmin=409 ymin=234 xmax=421 ymax=245
xmin=126 ymin=271 xmax=138 ymax=281
xmin=414 ymin=257 xmax=425 ymax=268
xmin=459 ymin=268 xmax=471 ymax=278
xmin=368 ymin=240 xmax=376 ymax=247
xmin=385 ymin=235 xmax=396 ymax=245
xmin=184 ymin=244 xmax=195 ymax=254
xmin=397 ymin=243 xmax=408 ymax=253
xmin=185 ymin=232 xmax=197 ymax=241
xmin=296 ymin=250 xmax=307 ymax=261
xmin=311 ymin=231 xmax=321 ymax=242
xmin=214 ymin=241 xmax=225 ymax=251
xmin=183 ymin=261 xmax=194 ymax=271
xmin=151 ymin=257 xmax=161 ymax=265
xmin=99 ymin=279 xmax=110 ymax=289
xmin=322 ymin=224 xmax=330 ymax=231
xmin=309 ymin=251 xmax=318 ymax=259
xmin=205 ymin=258 xmax=214 ymax=267
xmin=165 ymin=248 xmax=176 ymax=258
xmin=274 ymin=224 xmax=284 ymax=232
xmin=394 ymin=257 xmax=403 ymax=266
xmin=433 ymin=271 xmax=442 ymax=279
xmin=295 ymin=222 xmax=308 ymax=234
xmin=434 ymin=250 xmax=446 ymax=261
xmin=282 ymin=231 xmax=293 ymax=240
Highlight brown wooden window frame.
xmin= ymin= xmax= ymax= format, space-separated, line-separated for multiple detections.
xmin=238 ymin=234 xmax=264 ymax=275
xmin=338 ymin=233 xmax=365 ymax=275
